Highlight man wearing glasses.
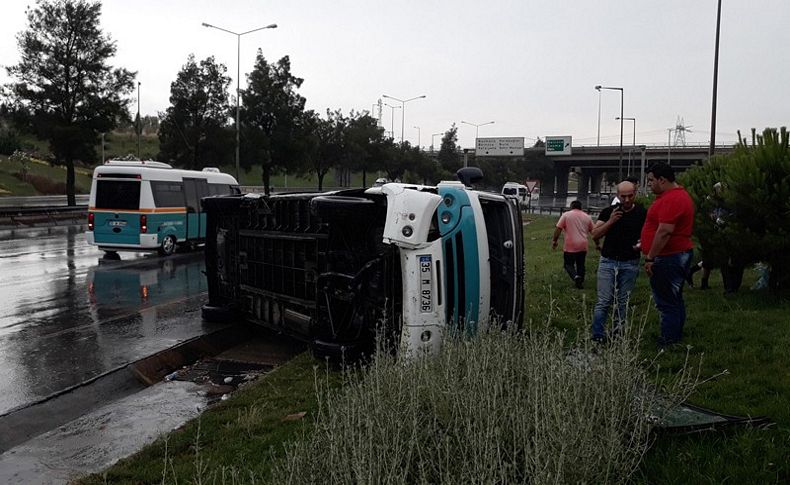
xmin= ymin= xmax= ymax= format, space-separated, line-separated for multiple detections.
xmin=641 ymin=162 xmax=695 ymax=346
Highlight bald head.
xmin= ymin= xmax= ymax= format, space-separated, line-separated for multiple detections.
xmin=616 ymin=181 xmax=637 ymax=209
xmin=617 ymin=181 xmax=636 ymax=194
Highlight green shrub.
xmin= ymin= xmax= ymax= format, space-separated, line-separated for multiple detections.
xmin=273 ymin=322 xmax=697 ymax=484
xmin=0 ymin=127 xmax=21 ymax=155
xmin=681 ymin=127 xmax=790 ymax=288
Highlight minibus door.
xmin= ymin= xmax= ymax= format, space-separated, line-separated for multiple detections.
xmin=184 ymin=178 xmax=210 ymax=241
xmin=184 ymin=178 xmax=200 ymax=240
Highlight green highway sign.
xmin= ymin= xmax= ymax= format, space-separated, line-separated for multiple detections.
xmin=545 ymin=136 xmax=572 ymax=156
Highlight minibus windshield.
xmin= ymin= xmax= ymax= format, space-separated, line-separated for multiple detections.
xmin=95 ymin=180 xmax=141 ymax=210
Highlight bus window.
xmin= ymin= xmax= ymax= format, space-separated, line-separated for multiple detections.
xmin=96 ymin=180 xmax=140 ymax=210
xmin=151 ymin=181 xmax=185 ymax=207
xmin=208 ymin=183 xmax=237 ymax=195
xmin=196 ymin=179 xmax=209 ymax=200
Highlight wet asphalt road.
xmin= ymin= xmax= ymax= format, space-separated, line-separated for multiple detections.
xmin=0 ymin=225 xmax=213 ymax=415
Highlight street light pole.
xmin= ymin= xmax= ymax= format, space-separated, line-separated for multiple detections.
xmin=136 ymin=81 xmax=141 ymax=159
xmin=595 ymin=85 xmax=624 ymax=179
xmin=615 ymin=117 xmax=636 ymax=147
xmin=431 ymin=132 xmax=442 ymax=152
xmin=617 ymin=117 xmax=636 ymax=176
xmin=384 ymin=103 xmax=400 ymax=139
xmin=595 ymin=86 xmax=602 ymax=146
xmin=460 ymin=120 xmax=495 ymax=149
xmin=709 ymin=0 xmax=722 ymax=157
xmin=202 ymin=21 xmax=277 ymax=182
xmin=382 ymin=94 xmax=426 ymax=144
xmin=413 ymin=126 xmax=421 ymax=149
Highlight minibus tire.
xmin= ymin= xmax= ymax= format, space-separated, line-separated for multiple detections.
xmin=201 ymin=304 xmax=235 ymax=323
xmin=158 ymin=235 xmax=177 ymax=256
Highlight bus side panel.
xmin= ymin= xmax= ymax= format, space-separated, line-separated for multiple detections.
xmin=150 ymin=212 xmax=187 ymax=243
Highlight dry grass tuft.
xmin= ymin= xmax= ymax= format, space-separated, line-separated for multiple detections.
xmin=272 ymin=310 xmax=698 ymax=485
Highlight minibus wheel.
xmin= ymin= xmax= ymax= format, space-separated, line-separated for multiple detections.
xmin=158 ymin=235 xmax=177 ymax=256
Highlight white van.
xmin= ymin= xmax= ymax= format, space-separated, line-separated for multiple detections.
xmin=501 ymin=182 xmax=531 ymax=207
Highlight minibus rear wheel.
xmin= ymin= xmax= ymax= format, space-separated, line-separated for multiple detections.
xmin=158 ymin=235 xmax=177 ymax=256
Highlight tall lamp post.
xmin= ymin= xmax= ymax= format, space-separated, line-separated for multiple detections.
xmin=136 ymin=81 xmax=141 ymax=159
xmin=615 ymin=117 xmax=636 ymax=147
xmin=616 ymin=116 xmax=636 ymax=175
xmin=460 ymin=120 xmax=495 ymax=148
xmin=382 ymin=94 xmax=426 ymax=144
xmin=709 ymin=0 xmax=722 ymax=157
xmin=595 ymin=85 xmax=624 ymax=179
xmin=596 ymin=87 xmax=602 ymax=146
xmin=431 ymin=132 xmax=442 ymax=152
xmin=384 ymin=103 xmax=400 ymax=139
xmin=202 ymin=21 xmax=277 ymax=182
xmin=413 ymin=126 xmax=421 ymax=149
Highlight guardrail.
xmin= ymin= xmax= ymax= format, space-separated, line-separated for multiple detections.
xmin=0 ymin=195 xmax=90 ymax=208
xmin=0 ymin=205 xmax=88 ymax=227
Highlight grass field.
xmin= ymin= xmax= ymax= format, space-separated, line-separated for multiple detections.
xmin=67 ymin=215 xmax=790 ymax=484
xmin=0 ymin=153 xmax=93 ymax=196
xmin=523 ymin=215 xmax=790 ymax=484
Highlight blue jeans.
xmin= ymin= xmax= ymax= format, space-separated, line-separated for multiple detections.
xmin=650 ymin=250 xmax=693 ymax=343
xmin=592 ymin=257 xmax=640 ymax=339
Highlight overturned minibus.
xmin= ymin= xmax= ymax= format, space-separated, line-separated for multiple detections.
xmin=201 ymin=169 xmax=525 ymax=357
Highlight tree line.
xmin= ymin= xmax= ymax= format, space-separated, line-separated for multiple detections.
xmin=1 ymin=0 xmax=552 ymax=205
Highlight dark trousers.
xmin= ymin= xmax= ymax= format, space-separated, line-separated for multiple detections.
xmin=650 ymin=250 xmax=693 ymax=342
xmin=563 ymin=251 xmax=587 ymax=282
xmin=721 ymin=263 xmax=745 ymax=292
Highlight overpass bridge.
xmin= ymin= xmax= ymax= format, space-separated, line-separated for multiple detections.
xmin=524 ymin=144 xmax=735 ymax=197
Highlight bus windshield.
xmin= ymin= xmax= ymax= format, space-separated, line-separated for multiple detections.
xmin=95 ymin=180 xmax=140 ymax=210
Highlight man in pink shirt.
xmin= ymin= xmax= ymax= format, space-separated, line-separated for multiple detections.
xmin=552 ymin=200 xmax=594 ymax=289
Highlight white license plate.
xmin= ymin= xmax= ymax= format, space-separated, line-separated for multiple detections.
xmin=109 ymin=220 xmax=127 ymax=227
xmin=419 ymin=255 xmax=432 ymax=313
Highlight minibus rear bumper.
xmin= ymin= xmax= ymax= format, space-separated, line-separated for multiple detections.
xmin=85 ymin=232 xmax=159 ymax=251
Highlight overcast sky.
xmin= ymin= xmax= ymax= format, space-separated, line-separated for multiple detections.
xmin=1 ymin=0 xmax=788 ymax=149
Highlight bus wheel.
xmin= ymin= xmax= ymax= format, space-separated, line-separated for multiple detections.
xmin=158 ymin=235 xmax=177 ymax=256
xmin=102 ymin=251 xmax=120 ymax=260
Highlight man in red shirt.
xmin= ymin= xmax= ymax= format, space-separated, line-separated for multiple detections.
xmin=641 ymin=162 xmax=695 ymax=345
xmin=552 ymin=200 xmax=594 ymax=289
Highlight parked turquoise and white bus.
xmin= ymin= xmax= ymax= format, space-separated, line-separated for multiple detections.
xmin=86 ymin=160 xmax=239 ymax=256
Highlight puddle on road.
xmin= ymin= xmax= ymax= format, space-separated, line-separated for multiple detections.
xmin=0 ymin=380 xmax=206 ymax=484
xmin=0 ymin=329 xmax=303 ymax=484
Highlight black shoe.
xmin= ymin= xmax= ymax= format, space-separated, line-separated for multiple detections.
xmin=592 ymin=335 xmax=607 ymax=344
xmin=574 ymin=276 xmax=584 ymax=289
